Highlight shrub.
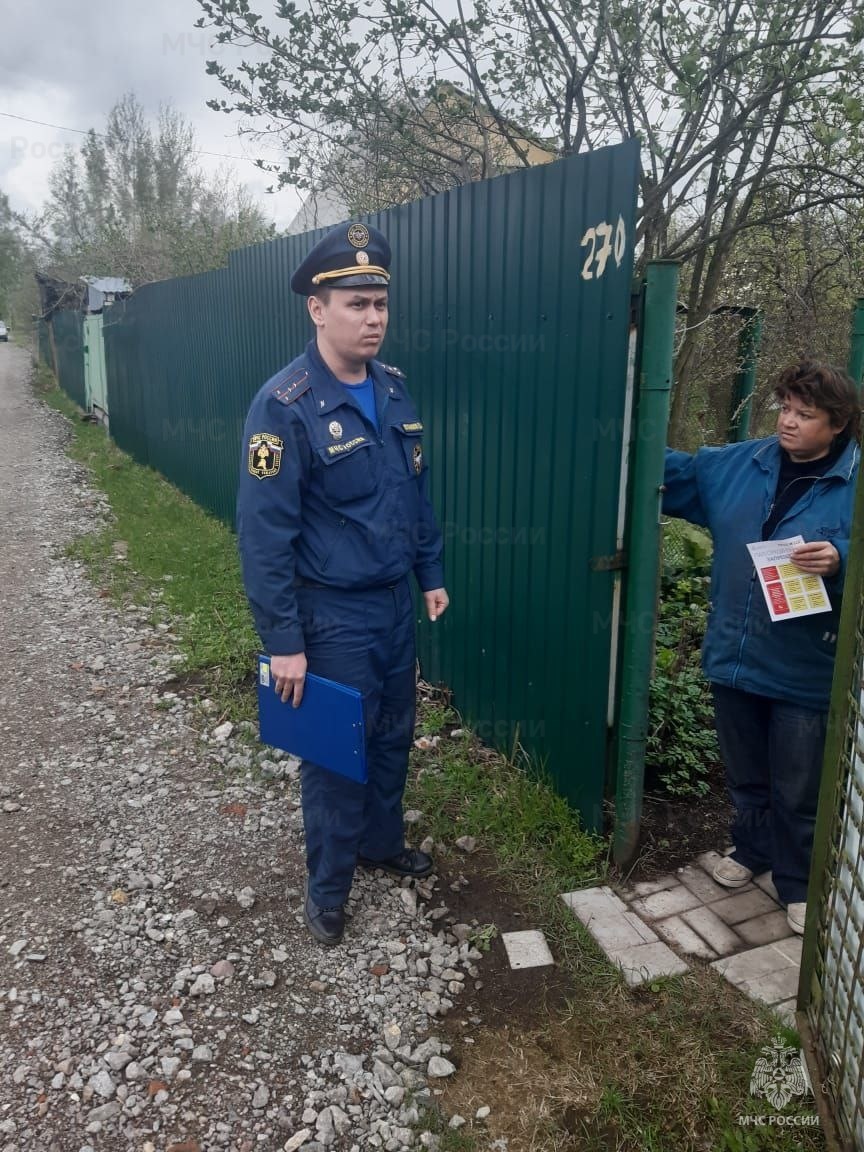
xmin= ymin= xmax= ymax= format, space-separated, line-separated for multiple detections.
xmin=646 ymin=524 xmax=720 ymax=798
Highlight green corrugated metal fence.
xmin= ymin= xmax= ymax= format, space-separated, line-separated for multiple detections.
xmin=37 ymin=318 xmax=52 ymax=368
xmin=104 ymin=141 xmax=640 ymax=827
xmin=52 ymin=310 xmax=86 ymax=409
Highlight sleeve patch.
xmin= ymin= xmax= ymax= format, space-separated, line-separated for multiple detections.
xmin=248 ymin=433 xmax=284 ymax=478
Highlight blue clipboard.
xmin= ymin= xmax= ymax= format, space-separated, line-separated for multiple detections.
xmin=257 ymin=655 xmax=367 ymax=783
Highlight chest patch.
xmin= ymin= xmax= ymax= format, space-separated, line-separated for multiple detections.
xmin=326 ymin=436 xmax=368 ymax=457
xmin=413 ymin=443 xmax=423 ymax=473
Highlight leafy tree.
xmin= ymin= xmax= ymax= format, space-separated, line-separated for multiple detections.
xmin=0 ymin=190 xmax=36 ymax=326
xmin=196 ymin=0 xmax=864 ymax=438
xmin=41 ymin=93 xmax=275 ymax=284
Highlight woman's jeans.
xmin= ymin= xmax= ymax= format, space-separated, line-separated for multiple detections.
xmin=711 ymin=684 xmax=827 ymax=904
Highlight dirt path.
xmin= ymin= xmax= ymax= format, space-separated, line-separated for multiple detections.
xmin=0 ymin=346 xmax=490 ymax=1152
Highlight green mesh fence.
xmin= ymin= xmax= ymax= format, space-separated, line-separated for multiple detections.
xmin=800 ymin=440 xmax=864 ymax=1147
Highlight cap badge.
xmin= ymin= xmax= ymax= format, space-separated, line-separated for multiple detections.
xmin=356 ymin=251 xmax=370 ymax=265
xmin=347 ymin=223 xmax=370 ymax=249
xmin=328 ymin=421 xmax=343 ymax=440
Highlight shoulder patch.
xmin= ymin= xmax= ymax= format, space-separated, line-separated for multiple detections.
xmin=381 ymin=362 xmax=406 ymax=380
xmin=271 ymin=369 xmax=310 ymax=405
xmin=248 ymin=433 xmax=283 ymax=479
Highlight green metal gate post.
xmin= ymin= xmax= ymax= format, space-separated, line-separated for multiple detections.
xmin=847 ymin=297 xmax=864 ymax=391
xmin=727 ymin=308 xmax=763 ymax=442
xmin=613 ymin=260 xmax=680 ymax=868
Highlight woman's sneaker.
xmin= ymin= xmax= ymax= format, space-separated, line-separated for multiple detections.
xmin=786 ymin=902 xmax=806 ymax=935
xmin=712 ymin=856 xmax=754 ymax=888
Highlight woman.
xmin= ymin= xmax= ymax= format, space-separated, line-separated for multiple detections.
xmin=663 ymin=360 xmax=860 ymax=934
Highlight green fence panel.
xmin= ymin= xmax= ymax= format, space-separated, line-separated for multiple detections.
xmin=38 ymin=318 xmax=52 ymax=367
xmin=103 ymin=140 xmax=640 ymax=827
xmin=52 ymin=310 xmax=86 ymax=409
xmin=83 ymin=313 xmax=109 ymax=418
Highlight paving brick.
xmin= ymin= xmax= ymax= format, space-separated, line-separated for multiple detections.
xmin=627 ymin=875 xmax=680 ymax=899
xmin=773 ymin=999 xmax=797 ymax=1026
xmin=735 ymin=910 xmax=794 ymax=947
xmin=608 ymin=941 xmax=690 ymax=987
xmin=501 ymin=930 xmax=554 ymax=970
xmin=681 ymin=906 xmax=743 ymax=957
xmin=630 ymin=885 xmax=703 ymax=920
xmin=676 ymin=864 xmax=737 ymax=904
xmin=654 ymin=915 xmax=716 ymax=960
xmin=710 ymin=888 xmax=778 ymax=925
xmin=561 ymin=886 xmax=658 ymax=952
xmin=753 ymin=871 xmax=780 ymax=901
xmin=736 ymin=965 xmax=800 ymax=1005
xmin=773 ymin=936 xmax=804 ymax=964
xmin=712 ymin=940 xmax=799 ymax=983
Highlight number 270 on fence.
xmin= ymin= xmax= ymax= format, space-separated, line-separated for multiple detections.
xmin=580 ymin=216 xmax=627 ymax=281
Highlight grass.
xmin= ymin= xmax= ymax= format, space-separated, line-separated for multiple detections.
xmin=410 ymin=706 xmax=604 ymax=890
xmin=38 ymin=366 xmax=825 ymax=1151
xmin=41 ymin=368 xmax=258 ymax=719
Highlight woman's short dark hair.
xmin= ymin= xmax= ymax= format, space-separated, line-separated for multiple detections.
xmin=773 ymin=359 xmax=862 ymax=443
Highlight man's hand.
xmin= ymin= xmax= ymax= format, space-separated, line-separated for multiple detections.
xmin=790 ymin=541 xmax=840 ymax=577
xmin=271 ymin=652 xmax=308 ymax=707
xmin=423 ymin=588 xmax=450 ymax=622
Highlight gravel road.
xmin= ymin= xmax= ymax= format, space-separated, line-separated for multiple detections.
xmin=0 ymin=345 xmax=486 ymax=1152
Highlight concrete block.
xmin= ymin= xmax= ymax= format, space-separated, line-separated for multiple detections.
xmin=710 ymin=888 xmax=778 ymax=925
xmin=737 ymin=965 xmax=800 ymax=1005
xmin=773 ymin=999 xmax=797 ymax=1026
xmin=630 ymin=885 xmax=703 ymax=921
xmin=753 ymin=871 xmax=780 ymax=901
xmin=608 ymin=941 xmax=690 ymax=987
xmin=562 ymin=887 xmax=658 ymax=952
xmin=735 ymin=910 xmax=794 ymax=947
xmin=501 ymin=930 xmax=554 ymax=970
xmin=654 ymin=915 xmax=717 ymax=960
xmin=627 ymin=875 xmax=681 ymax=899
xmin=681 ymin=906 xmax=743 ymax=957
xmin=773 ymin=935 xmax=804 ymax=964
xmin=711 ymin=940 xmax=798 ymax=983
xmin=677 ymin=863 xmax=738 ymax=904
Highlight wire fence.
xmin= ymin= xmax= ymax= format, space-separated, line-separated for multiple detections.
xmin=800 ymin=450 xmax=864 ymax=1147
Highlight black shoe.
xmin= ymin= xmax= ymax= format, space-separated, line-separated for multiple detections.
xmin=303 ymin=891 xmax=345 ymax=946
xmin=357 ymin=848 xmax=434 ymax=878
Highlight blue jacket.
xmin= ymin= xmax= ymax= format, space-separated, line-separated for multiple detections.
xmin=237 ymin=341 xmax=444 ymax=655
xmin=663 ymin=436 xmax=859 ymax=709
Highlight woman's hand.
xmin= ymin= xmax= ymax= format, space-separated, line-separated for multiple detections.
xmin=790 ymin=541 xmax=840 ymax=577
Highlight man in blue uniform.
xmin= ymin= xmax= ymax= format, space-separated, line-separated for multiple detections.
xmin=237 ymin=222 xmax=449 ymax=945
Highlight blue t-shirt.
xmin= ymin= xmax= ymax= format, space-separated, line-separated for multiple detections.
xmin=343 ymin=377 xmax=378 ymax=430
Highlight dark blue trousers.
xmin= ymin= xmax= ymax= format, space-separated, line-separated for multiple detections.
xmin=711 ymin=684 xmax=827 ymax=904
xmin=296 ymin=579 xmax=416 ymax=907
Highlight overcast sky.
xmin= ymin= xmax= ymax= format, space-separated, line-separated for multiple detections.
xmin=0 ymin=0 xmax=303 ymax=227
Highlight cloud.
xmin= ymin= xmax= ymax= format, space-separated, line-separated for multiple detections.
xmin=0 ymin=0 xmax=302 ymax=226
